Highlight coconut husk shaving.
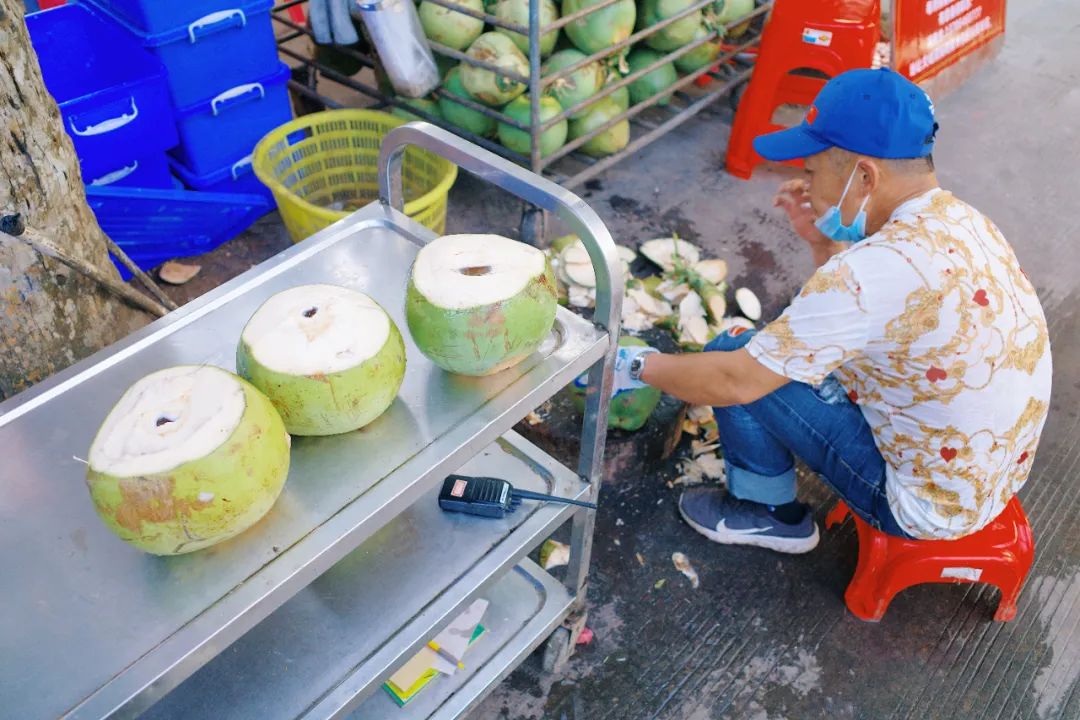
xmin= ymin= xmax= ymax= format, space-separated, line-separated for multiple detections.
xmin=550 ymin=233 xmax=760 ymax=349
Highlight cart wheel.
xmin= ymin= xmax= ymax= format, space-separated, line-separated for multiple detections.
xmin=542 ymin=627 xmax=573 ymax=673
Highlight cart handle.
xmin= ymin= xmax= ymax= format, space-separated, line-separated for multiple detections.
xmin=379 ymin=121 xmax=621 ymax=504
xmin=377 ymin=122 xmax=624 ymax=338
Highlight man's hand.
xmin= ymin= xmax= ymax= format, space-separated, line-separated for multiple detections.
xmin=774 ymin=180 xmax=844 ymax=267
xmin=774 ymin=179 xmax=827 ymax=244
xmin=574 ymin=344 xmax=657 ymax=397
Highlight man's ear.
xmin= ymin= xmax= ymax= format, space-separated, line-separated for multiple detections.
xmin=859 ymin=158 xmax=882 ymax=194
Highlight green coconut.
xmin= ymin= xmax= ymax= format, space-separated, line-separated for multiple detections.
xmin=439 ymin=66 xmax=498 ymax=137
xmin=418 ymin=0 xmax=485 ymax=51
xmin=627 ymin=47 xmax=678 ymax=106
xmin=561 ymin=0 xmax=636 ymax=55
xmin=236 ymin=284 xmax=406 ymax=436
xmin=494 ymin=0 xmax=560 ymax=57
xmin=407 ymin=234 xmax=558 ymax=376
xmin=568 ymin=96 xmax=629 ymax=157
xmin=435 ymin=53 xmax=458 ymax=80
xmin=462 ymin=32 xmax=529 ymax=105
xmin=605 ymin=79 xmax=631 ymax=110
xmin=717 ymin=0 xmax=755 ymax=37
xmin=542 ymin=48 xmax=607 ymax=119
xmin=85 ymin=366 xmax=291 ymax=556
xmin=569 ymin=336 xmax=662 ymax=430
xmin=498 ymin=94 xmax=568 ymax=157
xmin=639 ymin=0 xmax=703 ymax=52
xmin=391 ymin=97 xmax=443 ymax=122
xmin=675 ymin=25 xmax=723 ymax=73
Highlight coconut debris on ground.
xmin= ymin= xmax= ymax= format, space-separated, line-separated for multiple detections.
xmin=548 ymin=234 xmax=761 ymax=349
xmin=548 ymin=234 xmax=759 ymax=485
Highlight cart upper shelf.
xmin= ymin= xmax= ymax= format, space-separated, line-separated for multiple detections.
xmin=0 ymin=206 xmax=606 ymax=720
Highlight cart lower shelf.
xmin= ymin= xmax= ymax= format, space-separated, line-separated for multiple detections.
xmin=143 ymin=430 xmax=583 ymax=720
xmin=351 ymin=560 xmax=571 ymax=720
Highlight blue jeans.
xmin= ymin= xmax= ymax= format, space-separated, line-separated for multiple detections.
xmin=705 ymin=330 xmax=910 ymax=538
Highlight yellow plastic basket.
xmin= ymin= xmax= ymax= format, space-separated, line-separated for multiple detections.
xmin=252 ymin=110 xmax=458 ymax=242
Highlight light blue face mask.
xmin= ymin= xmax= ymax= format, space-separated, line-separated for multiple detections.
xmin=814 ymin=165 xmax=870 ymax=243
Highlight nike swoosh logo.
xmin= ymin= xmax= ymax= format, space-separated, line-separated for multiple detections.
xmin=716 ymin=518 xmax=773 ymax=535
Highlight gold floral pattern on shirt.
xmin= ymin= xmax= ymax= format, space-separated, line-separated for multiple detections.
xmin=747 ymin=190 xmax=1052 ymax=539
xmin=800 ymin=262 xmax=858 ymax=297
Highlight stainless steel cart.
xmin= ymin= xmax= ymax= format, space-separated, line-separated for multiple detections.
xmin=0 ymin=124 xmax=623 ymax=719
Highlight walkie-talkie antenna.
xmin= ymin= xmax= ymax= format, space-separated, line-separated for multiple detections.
xmin=511 ymin=488 xmax=597 ymax=509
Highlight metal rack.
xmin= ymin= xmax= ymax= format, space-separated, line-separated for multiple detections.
xmin=0 ymin=125 xmax=622 ymax=719
xmin=271 ymin=0 xmax=770 ymax=191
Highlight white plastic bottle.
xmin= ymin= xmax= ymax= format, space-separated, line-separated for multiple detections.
xmin=351 ymin=0 xmax=441 ymax=98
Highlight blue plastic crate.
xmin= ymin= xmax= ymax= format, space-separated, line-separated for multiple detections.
xmin=25 ymin=5 xmax=178 ymax=181
xmin=85 ymin=184 xmax=271 ymax=280
xmin=79 ymin=0 xmax=279 ymax=108
xmin=85 ymin=151 xmax=173 ymax=189
xmin=169 ymin=63 xmax=292 ymax=177
xmin=169 ymin=153 xmax=273 ymax=202
xmin=79 ymin=0 xmax=261 ymax=35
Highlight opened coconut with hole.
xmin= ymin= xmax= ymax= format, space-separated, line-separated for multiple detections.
xmin=407 ymin=234 xmax=558 ymax=376
xmin=85 ymin=366 xmax=292 ymax=555
xmin=237 ymin=284 xmax=407 ymax=437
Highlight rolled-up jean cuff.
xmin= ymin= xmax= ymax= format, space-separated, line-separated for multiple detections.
xmin=726 ymin=460 xmax=798 ymax=506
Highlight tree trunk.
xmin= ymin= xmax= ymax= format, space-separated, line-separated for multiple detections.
xmin=0 ymin=0 xmax=148 ymax=400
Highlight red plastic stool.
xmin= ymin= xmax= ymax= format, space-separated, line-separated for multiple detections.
xmin=725 ymin=0 xmax=881 ymax=179
xmin=825 ymin=497 xmax=1034 ymax=622
xmin=279 ymin=0 xmax=306 ymax=24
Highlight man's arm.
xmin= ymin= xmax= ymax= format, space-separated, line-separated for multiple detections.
xmin=639 ymin=348 xmax=790 ymax=408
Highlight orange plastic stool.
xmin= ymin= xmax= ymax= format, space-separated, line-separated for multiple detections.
xmin=825 ymin=497 xmax=1034 ymax=622
xmin=725 ymin=0 xmax=881 ymax=179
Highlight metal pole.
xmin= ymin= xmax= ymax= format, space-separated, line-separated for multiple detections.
xmin=522 ymin=0 xmax=547 ymax=245
xmin=528 ymin=0 xmax=542 ymax=176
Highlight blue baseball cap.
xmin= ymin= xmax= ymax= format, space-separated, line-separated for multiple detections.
xmin=753 ymin=68 xmax=938 ymax=161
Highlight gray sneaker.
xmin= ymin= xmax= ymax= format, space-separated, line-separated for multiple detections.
xmin=678 ymin=486 xmax=819 ymax=554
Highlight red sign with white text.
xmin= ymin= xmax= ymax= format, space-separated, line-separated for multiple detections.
xmin=893 ymin=0 xmax=1007 ymax=82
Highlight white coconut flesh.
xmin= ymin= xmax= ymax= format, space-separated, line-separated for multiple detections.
xmin=561 ymin=242 xmax=589 ymax=266
xmin=568 ymin=284 xmax=595 ymax=308
xmin=678 ymin=292 xmax=710 ymax=345
xmin=241 ymin=284 xmax=390 ymax=376
xmin=658 ymin=280 xmax=691 ymax=304
xmin=735 ymin=287 xmax=762 ymax=321
xmin=413 ymin=234 xmax=546 ymax=310
xmin=705 ymin=294 xmax=727 ymax=320
xmin=560 ymin=240 xmax=596 ymax=288
xmin=88 ymin=366 xmax=246 ymax=478
xmin=640 ymin=238 xmax=701 ymax=271
xmin=694 ymin=258 xmax=728 ymax=285
xmin=627 ymin=287 xmax=672 ymax=317
xmin=559 ymin=240 xmax=636 ymax=289
xmin=564 ymin=260 xmax=597 ymax=288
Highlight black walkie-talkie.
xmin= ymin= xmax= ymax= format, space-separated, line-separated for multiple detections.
xmin=438 ymin=474 xmax=597 ymax=519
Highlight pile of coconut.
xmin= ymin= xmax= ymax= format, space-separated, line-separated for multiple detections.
xmin=548 ymin=235 xmax=761 ymax=349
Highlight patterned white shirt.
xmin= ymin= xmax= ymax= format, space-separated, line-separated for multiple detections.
xmin=747 ymin=189 xmax=1052 ymax=539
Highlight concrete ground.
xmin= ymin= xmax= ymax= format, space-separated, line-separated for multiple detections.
xmin=156 ymin=1 xmax=1080 ymax=717
xmin=469 ymin=2 xmax=1080 ymax=718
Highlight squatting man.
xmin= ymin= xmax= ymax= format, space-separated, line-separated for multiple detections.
xmin=601 ymin=68 xmax=1051 ymax=552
